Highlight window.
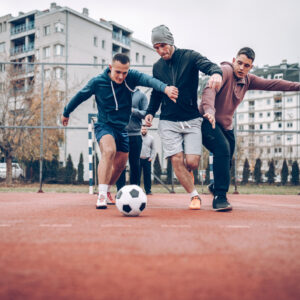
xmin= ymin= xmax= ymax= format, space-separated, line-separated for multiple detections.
xmin=259 ymin=113 xmax=263 ymax=118
xmin=55 ymin=22 xmax=64 ymax=33
xmin=43 ymin=46 xmax=50 ymax=58
xmin=43 ymin=25 xmax=50 ymax=36
xmin=267 ymin=148 xmax=271 ymax=154
xmin=44 ymin=69 xmax=51 ymax=79
xmin=278 ymin=123 xmax=282 ymax=128
xmin=54 ymin=44 xmax=64 ymax=56
xmin=287 ymin=135 xmax=292 ymax=141
xmin=238 ymin=114 xmax=244 ymax=120
xmin=267 ymin=136 xmax=271 ymax=142
xmin=267 ymin=123 xmax=271 ymax=129
xmin=54 ymin=67 xmax=64 ymax=79
xmin=0 ymin=63 xmax=5 ymax=72
xmin=276 ymin=135 xmax=281 ymax=141
xmin=238 ymin=125 xmax=244 ymax=131
xmin=93 ymin=36 xmax=98 ymax=47
xmin=0 ymin=42 xmax=5 ymax=53
xmin=102 ymin=40 xmax=105 ymax=49
xmin=249 ymin=125 xmax=254 ymax=130
xmin=0 ymin=23 xmax=2 ymax=33
xmin=267 ymin=99 xmax=271 ymax=105
xmin=136 ymin=52 xmax=139 ymax=63
xmin=102 ymin=59 xmax=105 ymax=70
xmin=259 ymin=136 xmax=264 ymax=142
xmin=259 ymin=124 xmax=263 ymax=130
xmin=267 ymin=112 xmax=271 ymax=117
xmin=289 ymin=147 xmax=293 ymax=153
xmin=93 ymin=56 xmax=98 ymax=65
xmin=142 ymin=55 xmax=146 ymax=65
xmin=0 ymin=82 xmax=4 ymax=91
xmin=274 ymin=73 xmax=283 ymax=79
xmin=287 ymin=97 xmax=293 ymax=103
xmin=287 ymin=122 xmax=293 ymax=128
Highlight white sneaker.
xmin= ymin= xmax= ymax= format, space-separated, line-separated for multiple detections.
xmin=96 ymin=193 xmax=107 ymax=209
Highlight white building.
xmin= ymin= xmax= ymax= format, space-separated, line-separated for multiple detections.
xmin=236 ymin=60 xmax=300 ymax=177
xmin=0 ymin=3 xmax=158 ymax=180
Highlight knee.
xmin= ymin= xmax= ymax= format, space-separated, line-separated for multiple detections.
xmin=186 ymin=160 xmax=199 ymax=171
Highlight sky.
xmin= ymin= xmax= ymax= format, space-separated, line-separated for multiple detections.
xmin=2 ymin=0 xmax=300 ymax=67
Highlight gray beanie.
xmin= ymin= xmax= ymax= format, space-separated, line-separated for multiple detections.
xmin=151 ymin=25 xmax=174 ymax=46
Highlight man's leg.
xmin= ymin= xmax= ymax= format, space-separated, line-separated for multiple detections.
xmin=128 ymin=135 xmax=142 ymax=185
xmin=201 ymin=119 xmax=233 ymax=211
xmin=143 ymin=160 xmax=152 ymax=195
xmin=139 ymin=158 xmax=146 ymax=192
xmin=109 ymin=151 xmax=128 ymax=186
xmin=96 ymin=134 xmax=117 ymax=209
xmin=116 ymin=170 xmax=126 ymax=191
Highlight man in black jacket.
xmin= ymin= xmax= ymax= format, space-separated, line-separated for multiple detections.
xmin=145 ymin=25 xmax=222 ymax=210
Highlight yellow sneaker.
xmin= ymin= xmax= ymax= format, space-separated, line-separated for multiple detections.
xmin=189 ymin=195 xmax=201 ymax=210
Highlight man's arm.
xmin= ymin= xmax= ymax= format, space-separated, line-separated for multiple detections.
xmin=145 ymin=88 xmax=163 ymax=127
xmin=192 ymin=51 xmax=223 ymax=89
xmin=61 ymin=78 xmax=95 ymax=126
xmin=249 ymin=74 xmax=300 ymax=91
xmin=131 ymin=92 xmax=148 ymax=119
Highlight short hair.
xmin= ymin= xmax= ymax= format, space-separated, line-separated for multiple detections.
xmin=237 ymin=47 xmax=255 ymax=62
xmin=112 ymin=53 xmax=130 ymax=65
xmin=142 ymin=124 xmax=147 ymax=128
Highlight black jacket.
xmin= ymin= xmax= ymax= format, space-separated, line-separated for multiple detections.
xmin=146 ymin=48 xmax=222 ymax=122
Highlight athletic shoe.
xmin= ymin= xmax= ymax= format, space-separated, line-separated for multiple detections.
xmin=212 ymin=195 xmax=232 ymax=212
xmin=208 ymin=183 xmax=214 ymax=195
xmin=96 ymin=193 xmax=107 ymax=209
xmin=189 ymin=195 xmax=201 ymax=210
xmin=107 ymin=192 xmax=115 ymax=205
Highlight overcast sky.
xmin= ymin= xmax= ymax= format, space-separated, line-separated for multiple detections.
xmin=2 ymin=0 xmax=300 ymax=67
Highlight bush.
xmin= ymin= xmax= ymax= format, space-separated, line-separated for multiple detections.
xmin=281 ymin=159 xmax=288 ymax=185
xmin=242 ymin=158 xmax=250 ymax=184
xmin=65 ymin=154 xmax=76 ymax=184
xmin=266 ymin=159 xmax=276 ymax=184
xmin=77 ymin=153 xmax=84 ymax=184
xmin=254 ymin=158 xmax=262 ymax=184
xmin=166 ymin=158 xmax=173 ymax=184
xmin=291 ymin=161 xmax=299 ymax=185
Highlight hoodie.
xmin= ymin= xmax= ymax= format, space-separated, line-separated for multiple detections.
xmin=200 ymin=62 xmax=300 ymax=130
xmin=63 ymin=68 xmax=167 ymax=129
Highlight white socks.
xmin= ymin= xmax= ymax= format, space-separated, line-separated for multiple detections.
xmin=98 ymin=184 xmax=108 ymax=196
xmin=190 ymin=189 xmax=199 ymax=198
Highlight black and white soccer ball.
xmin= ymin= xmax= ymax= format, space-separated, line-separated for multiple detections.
xmin=116 ymin=185 xmax=147 ymax=217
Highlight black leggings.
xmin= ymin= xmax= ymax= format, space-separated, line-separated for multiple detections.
xmin=202 ymin=119 xmax=235 ymax=196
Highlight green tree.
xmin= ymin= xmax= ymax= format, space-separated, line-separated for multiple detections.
xmin=281 ymin=159 xmax=288 ymax=186
xmin=254 ymin=158 xmax=262 ymax=184
xmin=230 ymin=157 xmax=236 ymax=185
xmin=265 ymin=159 xmax=276 ymax=184
xmin=153 ymin=153 xmax=162 ymax=184
xmin=242 ymin=158 xmax=250 ymax=184
xmin=77 ymin=153 xmax=84 ymax=184
xmin=291 ymin=161 xmax=299 ymax=185
xmin=65 ymin=154 xmax=75 ymax=184
xmin=166 ymin=158 xmax=173 ymax=184
xmin=204 ymin=159 xmax=210 ymax=185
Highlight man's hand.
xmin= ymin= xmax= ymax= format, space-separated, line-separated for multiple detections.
xmin=61 ymin=115 xmax=69 ymax=126
xmin=203 ymin=113 xmax=215 ymax=129
xmin=145 ymin=114 xmax=153 ymax=127
xmin=164 ymin=86 xmax=178 ymax=103
xmin=208 ymin=73 xmax=222 ymax=90
xmin=148 ymin=158 xmax=152 ymax=162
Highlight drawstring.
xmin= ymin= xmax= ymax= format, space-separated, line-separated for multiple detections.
xmin=110 ymin=79 xmax=135 ymax=111
xmin=179 ymin=121 xmax=191 ymax=129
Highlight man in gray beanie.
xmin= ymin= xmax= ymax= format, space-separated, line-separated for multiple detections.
xmin=145 ymin=24 xmax=222 ymax=211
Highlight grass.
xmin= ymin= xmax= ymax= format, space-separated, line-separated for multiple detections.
xmin=0 ymin=182 xmax=299 ymax=195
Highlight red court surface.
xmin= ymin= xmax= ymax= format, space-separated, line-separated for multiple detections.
xmin=0 ymin=192 xmax=300 ymax=300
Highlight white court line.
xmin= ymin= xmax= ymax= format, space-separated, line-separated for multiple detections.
xmin=39 ymin=224 xmax=72 ymax=227
xmin=0 ymin=224 xmax=11 ymax=227
xmin=269 ymin=204 xmax=300 ymax=208
xmin=161 ymin=224 xmax=191 ymax=228
xmin=225 ymin=225 xmax=251 ymax=229
xmin=101 ymin=224 xmax=132 ymax=228
xmin=277 ymin=225 xmax=300 ymax=229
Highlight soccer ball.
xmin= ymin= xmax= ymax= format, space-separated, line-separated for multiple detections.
xmin=116 ymin=185 xmax=147 ymax=217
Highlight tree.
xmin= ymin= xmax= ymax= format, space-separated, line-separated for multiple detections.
xmin=281 ymin=159 xmax=288 ymax=186
xmin=65 ymin=154 xmax=76 ymax=184
xmin=0 ymin=62 xmax=63 ymax=184
xmin=242 ymin=158 xmax=250 ymax=184
xmin=204 ymin=158 xmax=210 ymax=185
xmin=77 ymin=153 xmax=84 ymax=184
xmin=153 ymin=153 xmax=162 ymax=184
xmin=265 ymin=159 xmax=276 ymax=184
xmin=230 ymin=157 xmax=236 ymax=185
xmin=254 ymin=158 xmax=262 ymax=184
xmin=291 ymin=161 xmax=299 ymax=185
xmin=166 ymin=158 xmax=173 ymax=184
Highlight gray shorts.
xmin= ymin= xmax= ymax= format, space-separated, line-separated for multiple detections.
xmin=158 ymin=118 xmax=203 ymax=158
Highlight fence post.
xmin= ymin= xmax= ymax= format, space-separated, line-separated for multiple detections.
xmin=88 ymin=114 xmax=93 ymax=195
xmin=38 ymin=64 xmax=44 ymax=193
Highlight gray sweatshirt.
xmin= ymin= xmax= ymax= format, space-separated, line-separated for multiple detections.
xmin=126 ymin=89 xmax=148 ymax=136
xmin=140 ymin=134 xmax=155 ymax=160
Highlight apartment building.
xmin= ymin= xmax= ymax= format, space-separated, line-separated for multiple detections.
xmin=0 ymin=3 xmax=158 ymax=180
xmin=236 ymin=60 xmax=300 ymax=176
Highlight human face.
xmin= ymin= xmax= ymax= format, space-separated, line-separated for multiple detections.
xmin=232 ymin=54 xmax=253 ymax=79
xmin=109 ymin=60 xmax=130 ymax=84
xmin=141 ymin=126 xmax=147 ymax=136
xmin=153 ymin=43 xmax=175 ymax=60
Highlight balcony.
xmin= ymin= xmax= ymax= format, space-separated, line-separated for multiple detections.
xmin=10 ymin=42 xmax=35 ymax=56
xmin=112 ymin=31 xmax=131 ymax=47
xmin=11 ymin=21 xmax=35 ymax=35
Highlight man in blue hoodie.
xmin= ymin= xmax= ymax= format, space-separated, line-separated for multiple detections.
xmin=62 ymin=53 xmax=178 ymax=209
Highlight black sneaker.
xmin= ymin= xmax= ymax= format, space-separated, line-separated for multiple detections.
xmin=212 ymin=195 xmax=232 ymax=212
xmin=208 ymin=183 xmax=214 ymax=195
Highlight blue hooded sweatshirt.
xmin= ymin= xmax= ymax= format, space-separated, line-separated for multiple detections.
xmin=63 ymin=67 xmax=167 ymax=129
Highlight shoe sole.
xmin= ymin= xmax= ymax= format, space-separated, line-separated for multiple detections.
xmin=107 ymin=202 xmax=115 ymax=205
xmin=213 ymin=206 xmax=232 ymax=212
xmin=96 ymin=205 xmax=107 ymax=209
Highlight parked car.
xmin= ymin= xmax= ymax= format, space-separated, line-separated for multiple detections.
xmin=0 ymin=163 xmax=24 ymax=179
